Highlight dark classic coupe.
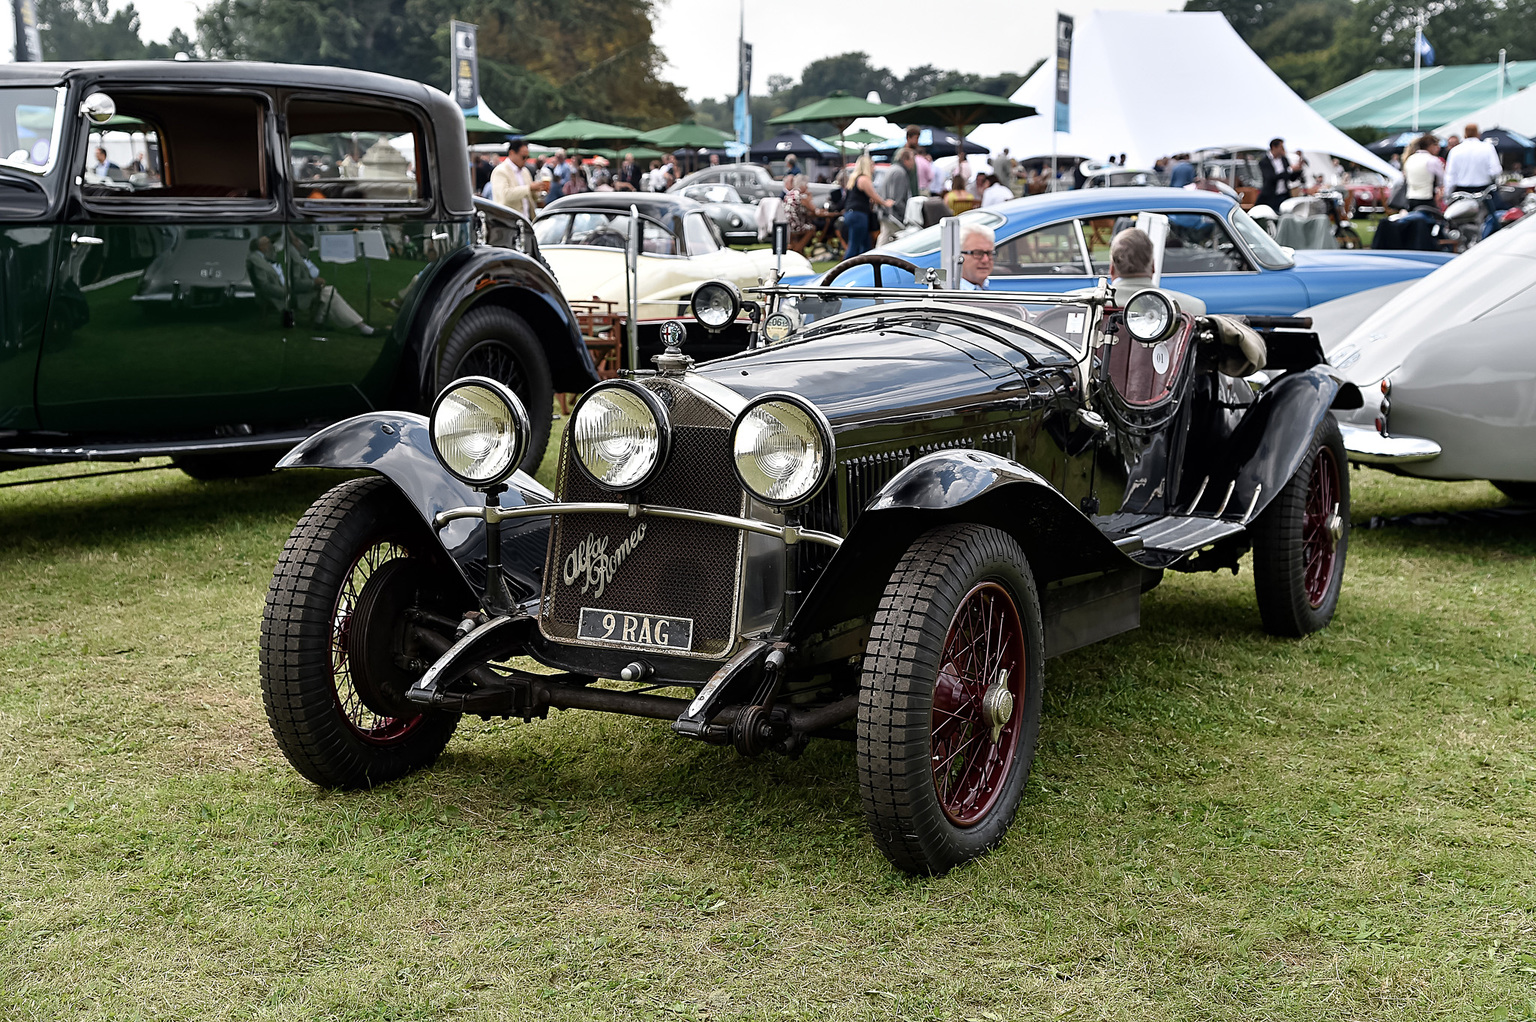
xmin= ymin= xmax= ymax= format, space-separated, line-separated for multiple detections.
xmin=0 ymin=61 xmax=596 ymax=477
xmin=260 ymin=253 xmax=1358 ymax=874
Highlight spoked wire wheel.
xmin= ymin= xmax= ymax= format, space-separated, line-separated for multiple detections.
xmin=931 ymin=582 xmax=1027 ymax=827
xmin=858 ymin=524 xmax=1044 ymax=875
xmin=329 ymin=539 xmax=423 ymax=744
xmin=1253 ymin=415 xmax=1350 ymax=636
xmin=261 ymin=476 xmax=459 ymax=789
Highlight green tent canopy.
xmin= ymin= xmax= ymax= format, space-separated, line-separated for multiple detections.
xmin=636 ymin=119 xmax=731 ymax=150
xmin=1309 ymin=61 xmax=1536 ymax=133
xmin=525 ymin=115 xmax=639 ymax=148
xmin=463 ymin=115 xmax=519 ymax=136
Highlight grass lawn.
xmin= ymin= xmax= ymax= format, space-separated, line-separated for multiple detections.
xmin=0 ymin=449 xmax=1532 ymax=1020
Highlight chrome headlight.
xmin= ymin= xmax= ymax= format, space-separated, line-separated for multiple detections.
xmin=570 ymin=382 xmax=670 ymax=490
xmin=691 ymin=280 xmax=742 ymax=331
xmin=1123 ymin=289 xmax=1179 ymax=344
xmin=430 ymin=376 xmax=530 ymax=487
xmin=731 ymin=393 xmax=834 ymax=508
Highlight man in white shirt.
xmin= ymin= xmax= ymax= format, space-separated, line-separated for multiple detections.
xmin=1444 ymin=123 xmax=1501 ymax=193
xmin=490 ymin=138 xmax=547 ymax=218
xmin=979 ymin=172 xmax=1012 ymax=207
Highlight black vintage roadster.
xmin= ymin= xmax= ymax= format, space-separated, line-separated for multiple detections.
xmin=260 ymin=256 xmax=1358 ymax=874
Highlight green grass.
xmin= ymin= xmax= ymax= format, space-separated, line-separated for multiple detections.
xmin=0 ymin=456 xmax=1532 ymax=1020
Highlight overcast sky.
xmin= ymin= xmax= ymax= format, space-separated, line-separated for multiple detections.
xmin=120 ymin=0 xmax=1181 ymax=101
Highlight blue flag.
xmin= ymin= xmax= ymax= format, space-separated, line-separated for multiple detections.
xmin=1417 ymin=30 xmax=1435 ymax=67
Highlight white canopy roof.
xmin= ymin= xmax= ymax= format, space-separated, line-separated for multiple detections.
xmin=1433 ymin=87 xmax=1536 ymax=137
xmin=970 ymin=10 xmax=1397 ymax=177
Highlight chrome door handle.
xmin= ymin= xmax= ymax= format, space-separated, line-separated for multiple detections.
xmin=430 ymin=231 xmax=450 ymax=242
xmin=70 ymin=233 xmax=104 ymax=246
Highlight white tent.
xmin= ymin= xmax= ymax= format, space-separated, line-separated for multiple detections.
xmin=970 ymin=10 xmax=1397 ymax=178
xmin=1433 ymin=88 xmax=1536 ymax=137
xmin=472 ymin=96 xmax=515 ymax=131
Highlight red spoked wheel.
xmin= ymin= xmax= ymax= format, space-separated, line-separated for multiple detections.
xmin=329 ymin=540 xmax=425 ymax=745
xmin=859 ymin=524 xmax=1044 ymax=875
xmin=1253 ymin=415 xmax=1350 ymax=636
xmin=931 ymin=582 xmax=1027 ymax=827
xmin=1302 ymin=446 xmax=1342 ymax=609
xmin=261 ymin=477 xmax=460 ymax=789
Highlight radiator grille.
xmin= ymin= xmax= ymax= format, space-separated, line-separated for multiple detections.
xmin=541 ymin=383 xmax=744 ymax=659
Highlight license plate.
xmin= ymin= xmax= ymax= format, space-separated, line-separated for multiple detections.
xmin=578 ymin=607 xmax=694 ymax=651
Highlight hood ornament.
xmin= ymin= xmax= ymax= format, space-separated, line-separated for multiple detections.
xmin=653 ymin=320 xmax=693 ymax=376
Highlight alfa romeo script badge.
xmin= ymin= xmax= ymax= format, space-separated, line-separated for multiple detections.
xmin=562 ymin=524 xmax=647 ymax=599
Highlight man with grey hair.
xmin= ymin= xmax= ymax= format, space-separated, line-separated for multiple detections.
xmin=1109 ymin=228 xmax=1205 ymax=314
xmin=878 ymin=147 xmax=914 ymax=246
xmin=957 ymin=223 xmax=996 ymax=290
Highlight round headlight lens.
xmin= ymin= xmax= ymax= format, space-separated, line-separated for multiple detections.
xmin=1124 ymin=289 xmax=1177 ymax=343
xmin=430 ymin=377 xmax=529 ymax=486
xmin=732 ymin=396 xmax=833 ymax=507
xmin=691 ymin=281 xmax=741 ymax=330
xmin=571 ymin=384 xmax=668 ymax=490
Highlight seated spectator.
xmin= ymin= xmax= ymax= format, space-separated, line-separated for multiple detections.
xmin=1108 ymin=228 xmax=1205 ymax=315
xmin=944 ymin=173 xmax=978 ymax=216
xmin=781 ymin=174 xmax=819 ymax=253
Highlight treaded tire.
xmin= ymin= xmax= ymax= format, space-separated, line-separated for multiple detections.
xmin=1252 ymin=415 xmax=1350 ymax=636
xmin=857 ymin=524 xmax=1044 ymax=875
xmin=437 ymin=306 xmax=553 ymax=474
xmin=173 ymin=451 xmax=278 ymax=480
xmin=260 ymin=476 xmax=459 ymax=788
xmin=1493 ymin=480 xmax=1536 ymax=504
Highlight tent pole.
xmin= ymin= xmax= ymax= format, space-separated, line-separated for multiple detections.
xmin=1499 ymin=48 xmax=1507 ymax=107
xmin=1412 ymin=22 xmax=1422 ymax=132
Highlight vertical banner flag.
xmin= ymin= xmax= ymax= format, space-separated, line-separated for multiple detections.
xmin=1054 ymin=13 xmax=1073 ymax=133
xmin=451 ymin=20 xmax=479 ymax=113
xmin=1416 ymin=28 xmax=1435 ymax=67
xmin=13 ymin=0 xmax=43 ymax=61
xmin=734 ymin=40 xmax=754 ymax=146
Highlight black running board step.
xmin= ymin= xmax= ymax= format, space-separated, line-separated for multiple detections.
xmin=0 ymin=429 xmax=317 ymax=463
xmin=1127 ymin=516 xmax=1246 ymax=567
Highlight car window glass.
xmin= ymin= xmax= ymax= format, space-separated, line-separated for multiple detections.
xmin=683 ymin=211 xmax=718 ymax=254
xmin=287 ymin=99 xmax=424 ymax=204
xmin=642 ymin=219 xmax=677 ymax=255
xmin=566 ymin=211 xmax=631 ymax=247
xmin=1 ymin=86 xmax=63 ymax=173
xmin=1164 ymin=213 xmax=1248 ymax=273
xmin=885 ymin=209 xmax=1006 ymax=255
xmin=78 ymin=92 xmax=269 ymax=200
xmin=82 ymin=120 xmax=164 ymax=192
xmin=1229 ymin=208 xmax=1293 ymax=269
xmin=1081 ymin=216 xmax=1126 ymax=274
xmin=994 ymin=221 xmax=1084 ymax=276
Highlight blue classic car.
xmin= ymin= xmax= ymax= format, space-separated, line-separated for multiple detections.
xmin=825 ymin=188 xmax=1449 ymax=315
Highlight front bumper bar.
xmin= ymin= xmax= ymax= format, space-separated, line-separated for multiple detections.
xmin=434 ymin=500 xmax=843 ymax=549
xmin=1339 ymin=422 xmax=1442 ymax=464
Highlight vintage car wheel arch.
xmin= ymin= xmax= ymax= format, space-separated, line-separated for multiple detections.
xmin=1212 ymin=369 xmax=1345 ymax=525
xmin=274 ymin=411 xmax=550 ymax=605
xmin=790 ymin=452 xmax=1137 ymax=659
xmin=404 ymin=248 xmax=600 ymax=406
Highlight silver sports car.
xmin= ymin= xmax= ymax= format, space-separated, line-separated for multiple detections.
xmin=1311 ymin=216 xmax=1536 ymax=502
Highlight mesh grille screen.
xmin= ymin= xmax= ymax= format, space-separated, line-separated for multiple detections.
xmin=542 ymin=382 xmax=744 ymax=659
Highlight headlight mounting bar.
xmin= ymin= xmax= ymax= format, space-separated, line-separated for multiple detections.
xmin=434 ymin=501 xmax=843 ymax=549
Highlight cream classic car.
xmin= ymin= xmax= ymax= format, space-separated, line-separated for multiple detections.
xmin=534 ymin=192 xmax=813 ymax=361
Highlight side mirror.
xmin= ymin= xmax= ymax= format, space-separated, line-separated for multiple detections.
xmin=79 ymin=93 xmax=116 ymax=125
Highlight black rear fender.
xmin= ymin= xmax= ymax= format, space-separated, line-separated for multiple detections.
xmin=791 ymin=451 xmax=1144 ymax=658
xmin=1205 ymin=367 xmax=1343 ymax=521
xmin=276 ymin=412 xmax=551 ymax=605
xmin=398 ymin=247 xmax=600 ymax=407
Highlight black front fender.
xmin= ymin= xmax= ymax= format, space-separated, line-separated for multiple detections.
xmin=276 ymin=412 xmax=552 ymax=603
xmin=791 ymin=450 xmax=1144 ymax=654
xmin=1216 ymin=368 xmax=1343 ymax=520
xmin=403 ymin=246 xmax=600 ymax=406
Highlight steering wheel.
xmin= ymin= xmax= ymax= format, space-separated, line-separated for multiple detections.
xmin=817 ymin=252 xmax=922 ymax=288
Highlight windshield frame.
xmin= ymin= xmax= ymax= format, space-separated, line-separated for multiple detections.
xmin=1227 ymin=206 xmax=1294 ymax=269
xmin=0 ymin=85 xmax=67 ymax=177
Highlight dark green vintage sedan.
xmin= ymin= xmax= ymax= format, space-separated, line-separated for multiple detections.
xmin=0 ymin=61 xmax=596 ymax=478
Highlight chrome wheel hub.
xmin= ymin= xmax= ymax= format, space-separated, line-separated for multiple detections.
xmin=982 ymin=669 xmax=1014 ymax=744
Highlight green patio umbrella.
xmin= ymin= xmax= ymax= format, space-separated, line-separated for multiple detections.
xmin=767 ymin=90 xmax=892 ymax=156
xmin=525 ymin=115 xmax=639 ymax=155
xmin=823 ymin=128 xmax=886 ymax=153
xmin=884 ymin=90 xmax=1036 ymax=162
xmin=636 ymin=119 xmax=732 ymax=150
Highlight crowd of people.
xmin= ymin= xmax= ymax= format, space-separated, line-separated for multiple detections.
xmin=473 ymin=140 xmax=720 ymax=212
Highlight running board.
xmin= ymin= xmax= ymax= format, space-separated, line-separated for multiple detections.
xmin=1126 ymin=516 xmax=1248 ymax=569
xmin=0 ymin=429 xmax=316 ymax=464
